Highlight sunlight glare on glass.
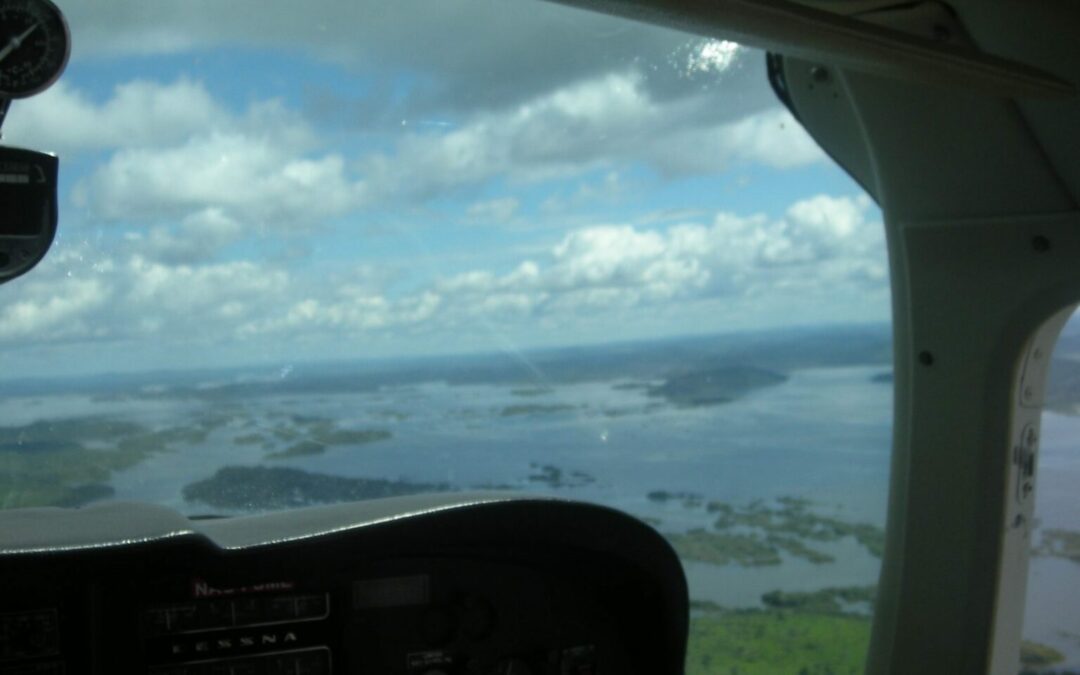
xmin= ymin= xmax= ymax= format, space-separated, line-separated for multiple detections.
xmin=684 ymin=39 xmax=741 ymax=76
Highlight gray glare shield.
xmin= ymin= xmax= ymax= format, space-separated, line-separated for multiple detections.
xmin=0 ymin=145 xmax=58 ymax=284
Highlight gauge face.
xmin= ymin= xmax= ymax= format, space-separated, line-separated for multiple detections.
xmin=0 ymin=0 xmax=69 ymax=99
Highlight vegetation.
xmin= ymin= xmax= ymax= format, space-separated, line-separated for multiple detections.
xmin=267 ymin=440 xmax=327 ymax=459
xmin=182 ymin=466 xmax=449 ymax=510
xmin=1034 ymin=528 xmax=1080 ymax=564
xmin=1020 ymin=641 xmax=1066 ymax=668
xmin=666 ymin=529 xmax=783 ymax=567
xmin=710 ymin=496 xmax=884 ymax=559
xmin=510 ymin=387 xmax=554 ymax=397
xmin=527 ymin=463 xmax=596 ymax=488
xmin=251 ymin=414 xmax=393 ymax=460
xmin=500 ymin=404 xmax=577 ymax=417
xmin=685 ymin=609 xmax=871 ymax=675
xmin=766 ymin=535 xmax=835 ymax=564
xmin=648 ymin=490 xmax=705 ymax=508
xmin=611 ymin=382 xmax=649 ymax=391
xmin=761 ymin=586 xmax=876 ymax=614
xmin=647 ymin=366 xmax=788 ymax=408
xmin=0 ymin=416 xmax=197 ymax=508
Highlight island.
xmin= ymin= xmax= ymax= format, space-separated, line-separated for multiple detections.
xmin=665 ymin=529 xmax=783 ymax=567
xmin=500 ymin=404 xmax=577 ymax=417
xmin=0 ymin=415 xmax=213 ymax=508
xmin=527 ymin=463 xmax=596 ymax=488
xmin=709 ymin=496 xmax=884 ymax=558
xmin=647 ymin=366 xmax=788 ymax=408
xmin=1034 ymin=528 xmax=1080 ymax=563
xmin=182 ymin=466 xmax=449 ymax=510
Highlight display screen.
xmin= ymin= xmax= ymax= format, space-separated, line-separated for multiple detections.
xmin=0 ymin=182 xmax=45 ymax=236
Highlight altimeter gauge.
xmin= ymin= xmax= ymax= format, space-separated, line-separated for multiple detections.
xmin=0 ymin=0 xmax=69 ymax=99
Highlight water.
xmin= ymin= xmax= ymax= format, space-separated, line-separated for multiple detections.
xmin=3 ymin=364 xmax=1078 ymax=669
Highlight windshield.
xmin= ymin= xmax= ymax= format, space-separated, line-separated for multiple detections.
xmin=0 ymin=2 xmax=896 ymax=673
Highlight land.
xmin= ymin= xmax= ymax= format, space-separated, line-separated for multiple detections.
xmin=709 ymin=496 xmax=885 ymax=558
xmin=265 ymin=428 xmax=392 ymax=460
xmin=500 ymin=404 xmax=577 ymax=417
xmin=0 ymin=323 xmax=894 ymax=403
xmin=182 ymin=466 xmax=449 ymax=510
xmin=686 ymin=608 xmax=871 ymax=675
xmin=666 ymin=529 xmax=783 ymax=567
xmin=761 ymin=586 xmax=876 ymax=614
xmin=657 ymin=496 xmax=884 ymax=567
xmin=1034 ymin=528 xmax=1080 ymax=564
xmin=648 ymin=490 xmax=705 ymax=509
xmin=0 ymin=415 xmax=216 ymax=508
xmin=688 ymin=590 xmax=1068 ymax=675
xmin=647 ymin=366 xmax=788 ymax=408
xmin=510 ymin=387 xmax=553 ymax=397
xmin=527 ymin=463 xmax=596 ymax=488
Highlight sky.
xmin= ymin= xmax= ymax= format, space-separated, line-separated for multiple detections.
xmin=0 ymin=0 xmax=891 ymax=378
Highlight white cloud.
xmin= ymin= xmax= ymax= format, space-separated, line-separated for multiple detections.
xmin=5 ymin=79 xmax=231 ymax=155
xmin=76 ymin=131 xmax=365 ymax=232
xmin=0 ymin=193 xmax=883 ymax=357
xmin=466 ymin=197 xmax=520 ymax=223
xmin=0 ymin=276 xmax=110 ymax=341
xmin=361 ymin=72 xmax=823 ymax=199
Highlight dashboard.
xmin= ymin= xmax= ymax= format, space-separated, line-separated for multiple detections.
xmin=0 ymin=494 xmax=688 ymax=675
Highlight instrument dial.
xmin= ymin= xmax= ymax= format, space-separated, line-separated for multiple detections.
xmin=0 ymin=0 xmax=69 ymax=99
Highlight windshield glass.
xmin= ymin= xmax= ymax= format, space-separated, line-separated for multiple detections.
xmin=0 ymin=2 xmax=894 ymax=673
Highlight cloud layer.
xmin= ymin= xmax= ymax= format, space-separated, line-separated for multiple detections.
xmin=0 ymin=194 xmax=885 ymax=358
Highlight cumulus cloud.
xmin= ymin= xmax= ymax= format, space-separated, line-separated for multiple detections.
xmin=0 ymin=275 xmax=110 ymax=341
xmin=77 ymin=133 xmax=363 ymax=227
xmin=232 ymin=193 xmax=883 ymax=341
xmin=60 ymin=1 xmax=774 ymax=119
xmin=3 ymin=79 xmax=229 ymax=155
xmin=0 ymin=193 xmax=883 ymax=359
xmin=466 ymin=197 xmax=520 ymax=224
xmin=361 ymin=71 xmax=824 ymax=199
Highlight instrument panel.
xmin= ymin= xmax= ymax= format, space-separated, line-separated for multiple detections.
xmin=0 ymin=494 xmax=688 ymax=675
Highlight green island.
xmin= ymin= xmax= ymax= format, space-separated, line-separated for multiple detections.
xmin=182 ymin=465 xmax=449 ymax=510
xmin=1034 ymin=528 xmax=1080 ymax=564
xmin=611 ymin=381 xmax=650 ymax=391
xmin=239 ymin=413 xmax=392 ymax=460
xmin=527 ymin=463 xmax=596 ymax=488
xmin=265 ymin=428 xmax=392 ymax=460
xmin=709 ymin=496 xmax=884 ymax=558
xmin=1020 ymin=641 xmax=1067 ymax=671
xmin=667 ymin=529 xmax=782 ymax=567
xmin=500 ymin=403 xmax=577 ymax=417
xmin=686 ymin=608 xmax=871 ymax=675
xmin=687 ymin=591 xmax=1067 ymax=675
xmin=647 ymin=366 xmax=788 ymax=408
xmin=648 ymin=490 xmax=705 ymax=508
xmin=871 ymin=372 xmax=894 ymax=384
xmin=761 ymin=586 xmax=876 ymax=614
xmin=0 ymin=415 xmax=213 ymax=508
xmin=655 ymin=495 xmax=884 ymax=567
xmin=510 ymin=386 xmax=554 ymax=397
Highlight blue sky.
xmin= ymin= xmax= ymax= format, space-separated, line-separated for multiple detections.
xmin=0 ymin=0 xmax=891 ymax=378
